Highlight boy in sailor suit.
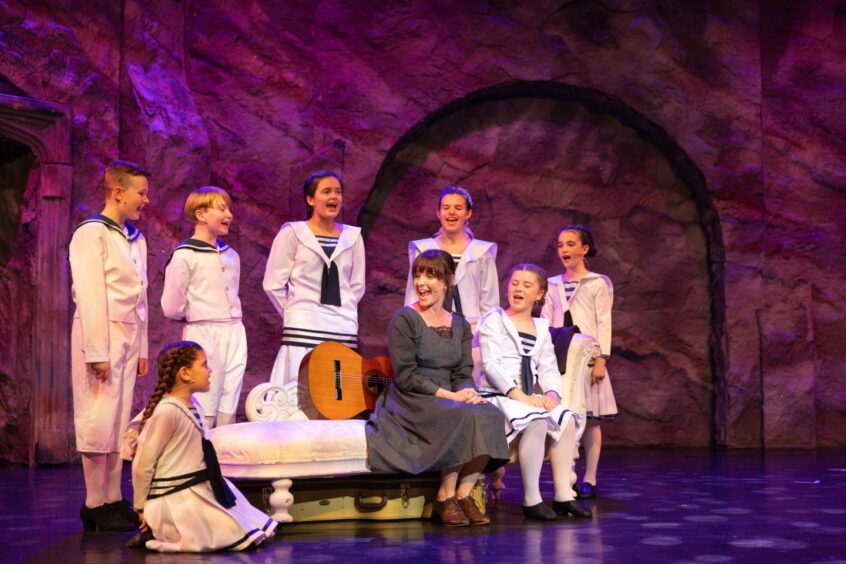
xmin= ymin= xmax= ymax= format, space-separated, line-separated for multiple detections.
xmin=162 ymin=187 xmax=246 ymax=428
xmin=69 ymin=160 xmax=151 ymax=531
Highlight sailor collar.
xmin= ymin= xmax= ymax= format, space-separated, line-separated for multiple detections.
xmin=74 ymin=213 xmax=141 ymax=242
xmin=174 ymin=238 xmax=230 ymax=253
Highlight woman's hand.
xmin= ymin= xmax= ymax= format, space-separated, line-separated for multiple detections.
xmin=591 ymin=358 xmax=606 ymax=385
xmin=440 ymin=388 xmax=487 ymax=404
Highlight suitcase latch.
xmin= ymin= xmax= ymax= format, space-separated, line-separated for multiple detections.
xmin=400 ymin=483 xmax=410 ymax=508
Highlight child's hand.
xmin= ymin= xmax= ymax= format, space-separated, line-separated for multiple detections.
xmin=590 ymin=363 xmax=605 ymax=385
xmin=138 ymin=512 xmax=149 ymax=532
xmin=89 ymin=362 xmax=111 ymax=382
xmin=137 ymin=358 xmax=149 ymax=377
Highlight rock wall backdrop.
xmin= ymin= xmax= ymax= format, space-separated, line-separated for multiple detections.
xmin=1 ymin=0 xmax=843 ymax=462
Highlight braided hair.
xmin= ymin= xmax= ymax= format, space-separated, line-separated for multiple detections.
xmin=560 ymin=224 xmax=598 ymax=258
xmin=137 ymin=341 xmax=204 ymax=439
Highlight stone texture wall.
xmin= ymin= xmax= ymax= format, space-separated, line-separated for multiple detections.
xmin=1 ymin=0 xmax=843 ymax=461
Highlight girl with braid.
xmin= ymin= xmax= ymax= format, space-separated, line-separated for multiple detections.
xmin=541 ymin=225 xmax=617 ymax=499
xmin=129 ymin=341 xmax=275 ymax=552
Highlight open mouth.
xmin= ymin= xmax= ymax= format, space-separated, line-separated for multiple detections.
xmin=326 ymin=202 xmax=339 ymax=211
xmin=511 ymin=294 xmax=524 ymax=304
xmin=416 ymin=287 xmax=432 ymax=299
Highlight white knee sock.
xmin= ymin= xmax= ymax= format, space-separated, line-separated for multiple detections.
xmin=518 ymin=421 xmax=548 ymax=506
xmin=582 ymin=422 xmax=602 ymax=486
xmin=550 ymin=418 xmax=577 ymax=502
xmin=81 ymin=453 xmax=108 ymax=507
xmin=105 ymin=452 xmax=124 ymax=503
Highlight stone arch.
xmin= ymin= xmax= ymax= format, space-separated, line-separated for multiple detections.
xmin=0 ymin=93 xmax=73 ymax=463
xmin=357 ymin=80 xmax=727 ymax=446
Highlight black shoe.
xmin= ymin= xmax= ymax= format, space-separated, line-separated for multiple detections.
xmin=553 ymin=499 xmax=593 ymax=518
xmin=126 ymin=530 xmax=154 ymax=549
xmin=80 ymin=504 xmax=137 ymax=532
xmin=576 ymin=482 xmax=596 ymax=499
xmin=106 ymin=499 xmax=141 ymax=527
xmin=521 ymin=502 xmax=557 ymax=521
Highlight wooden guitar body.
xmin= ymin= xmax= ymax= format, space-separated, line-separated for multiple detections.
xmin=299 ymin=341 xmax=394 ymax=420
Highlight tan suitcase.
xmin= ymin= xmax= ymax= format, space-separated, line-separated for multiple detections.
xmin=237 ymin=474 xmax=487 ymax=522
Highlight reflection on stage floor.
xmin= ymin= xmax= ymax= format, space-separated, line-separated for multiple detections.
xmin=2 ymin=448 xmax=844 ymax=563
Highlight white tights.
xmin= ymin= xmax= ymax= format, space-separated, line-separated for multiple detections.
xmin=518 ymin=418 xmax=577 ymax=506
xmin=582 ymin=421 xmax=602 ymax=486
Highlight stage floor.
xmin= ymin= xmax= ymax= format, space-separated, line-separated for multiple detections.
xmin=1 ymin=448 xmax=844 ymax=563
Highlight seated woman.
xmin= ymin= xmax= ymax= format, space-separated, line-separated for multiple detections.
xmin=366 ymin=250 xmax=509 ymax=527
xmin=478 ymin=264 xmax=592 ymax=521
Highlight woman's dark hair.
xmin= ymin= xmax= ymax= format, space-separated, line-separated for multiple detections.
xmin=560 ymin=224 xmax=598 ymax=257
xmin=412 ymin=249 xmax=456 ymax=303
xmin=303 ymin=170 xmax=342 ymax=219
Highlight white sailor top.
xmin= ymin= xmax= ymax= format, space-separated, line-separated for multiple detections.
xmin=162 ymin=239 xmax=242 ymax=322
xmin=542 ymin=272 xmax=613 ymax=357
xmin=263 ymin=221 xmax=365 ymax=332
xmin=478 ymin=308 xmax=562 ymax=397
xmin=404 ymin=238 xmax=500 ymax=323
xmin=69 ymin=214 xmax=148 ymax=362
xmin=132 ymin=397 xmax=210 ymax=510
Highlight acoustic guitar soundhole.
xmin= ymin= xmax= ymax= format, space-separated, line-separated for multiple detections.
xmin=364 ymin=372 xmax=388 ymax=398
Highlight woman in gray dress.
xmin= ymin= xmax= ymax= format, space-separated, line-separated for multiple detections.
xmin=366 ymin=250 xmax=509 ymax=527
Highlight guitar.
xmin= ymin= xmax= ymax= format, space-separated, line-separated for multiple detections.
xmin=298 ymin=341 xmax=394 ymax=420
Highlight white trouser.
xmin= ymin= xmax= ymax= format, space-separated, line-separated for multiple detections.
xmin=71 ymin=317 xmax=141 ymax=453
xmin=183 ymin=320 xmax=247 ymax=416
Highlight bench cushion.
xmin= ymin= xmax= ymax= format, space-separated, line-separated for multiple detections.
xmin=213 ymin=419 xmax=369 ymax=480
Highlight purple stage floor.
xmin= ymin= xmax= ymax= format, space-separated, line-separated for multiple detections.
xmin=2 ymin=448 xmax=845 ymax=563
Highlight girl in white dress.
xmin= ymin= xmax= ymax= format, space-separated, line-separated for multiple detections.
xmin=541 ymin=225 xmax=617 ymax=499
xmin=404 ymin=185 xmax=499 ymax=341
xmin=131 ymin=341 xmax=276 ymax=552
xmin=479 ymin=264 xmax=591 ymax=520
xmin=263 ymin=171 xmax=366 ymax=417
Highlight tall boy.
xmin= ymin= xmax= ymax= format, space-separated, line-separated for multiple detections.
xmin=161 ymin=186 xmax=246 ymax=428
xmin=69 ymin=160 xmax=151 ymax=531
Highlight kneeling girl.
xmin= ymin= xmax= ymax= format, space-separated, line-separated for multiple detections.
xmin=478 ymin=264 xmax=591 ymax=520
xmin=131 ymin=341 xmax=276 ymax=552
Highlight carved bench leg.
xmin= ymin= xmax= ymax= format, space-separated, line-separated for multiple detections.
xmin=269 ymin=478 xmax=294 ymax=523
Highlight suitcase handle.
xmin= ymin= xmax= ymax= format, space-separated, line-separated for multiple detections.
xmin=354 ymin=494 xmax=388 ymax=511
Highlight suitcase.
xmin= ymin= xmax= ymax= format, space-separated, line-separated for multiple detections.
xmin=237 ymin=474 xmax=487 ymax=522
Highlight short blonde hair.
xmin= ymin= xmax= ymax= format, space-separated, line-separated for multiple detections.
xmin=103 ymin=160 xmax=151 ymax=199
xmin=183 ymin=186 xmax=232 ymax=224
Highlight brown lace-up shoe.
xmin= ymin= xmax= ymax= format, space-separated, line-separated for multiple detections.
xmin=433 ymin=497 xmax=470 ymax=527
xmin=459 ymin=496 xmax=490 ymax=526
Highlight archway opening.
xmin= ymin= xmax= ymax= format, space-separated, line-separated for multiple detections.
xmin=358 ymin=81 xmax=725 ymax=447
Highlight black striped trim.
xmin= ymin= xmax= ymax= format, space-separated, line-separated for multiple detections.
xmin=281 ymin=338 xmax=359 ymax=349
xmin=147 ymin=469 xmax=209 ymax=499
xmin=503 ymin=407 xmax=574 ymax=439
xmin=586 ymin=411 xmax=618 ymax=421
xmin=283 ymin=326 xmax=359 ymax=338
xmin=218 ymin=519 xmax=274 ymax=551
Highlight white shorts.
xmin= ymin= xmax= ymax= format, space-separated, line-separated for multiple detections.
xmin=71 ymin=317 xmax=141 ymax=453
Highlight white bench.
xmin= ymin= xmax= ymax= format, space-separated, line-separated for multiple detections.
xmin=211 ymin=332 xmax=598 ymax=523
